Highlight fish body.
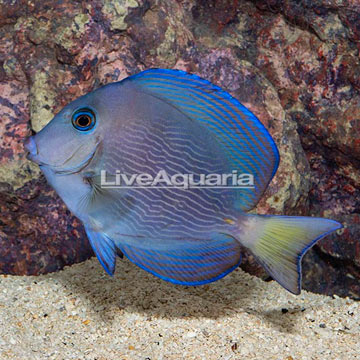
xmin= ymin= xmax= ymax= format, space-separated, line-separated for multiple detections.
xmin=25 ymin=69 xmax=342 ymax=294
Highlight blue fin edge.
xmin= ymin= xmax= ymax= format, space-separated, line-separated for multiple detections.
xmin=119 ymin=245 xmax=242 ymax=286
xmin=294 ymin=219 xmax=343 ymax=294
xmin=125 ymin=68 xmax=280 ymax=181
xmin=254 ymin=216 xmax=343 ymax=294
xmin=85 ymin=227 xmax=116 ymax=276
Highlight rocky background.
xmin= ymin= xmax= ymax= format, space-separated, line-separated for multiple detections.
xmin=0 ymin=0 xmax=359 ymax=298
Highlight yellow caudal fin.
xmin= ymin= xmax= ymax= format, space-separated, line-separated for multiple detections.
xmin=239 ymin=215 xmax=342 ymax=294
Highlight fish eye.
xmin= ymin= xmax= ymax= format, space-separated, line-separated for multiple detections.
xmin=72 ymin=108 xmax=96 ymax=131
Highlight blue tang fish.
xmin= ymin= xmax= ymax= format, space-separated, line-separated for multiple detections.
xmin=25 ymin=69 xmax=342 ymax=294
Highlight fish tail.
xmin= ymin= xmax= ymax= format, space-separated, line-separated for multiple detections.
xmin=235 ymin=214 xmax=342 ymax=294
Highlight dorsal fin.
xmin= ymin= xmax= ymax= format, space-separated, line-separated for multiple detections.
xmin=126 ymin=69 xmax=279 ymax=211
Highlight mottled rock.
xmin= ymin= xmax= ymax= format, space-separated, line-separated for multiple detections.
xmin=0 ymin=179 xmax=91 ymax=275
xmin=0 ymin=0 xmax=358 ymax=298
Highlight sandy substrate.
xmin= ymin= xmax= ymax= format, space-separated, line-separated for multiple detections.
xmin=0 ymin=258 xmax=359 ymax=360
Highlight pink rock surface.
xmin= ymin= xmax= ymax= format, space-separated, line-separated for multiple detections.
xmin=0 ymin=0 xmax=358 ymax=297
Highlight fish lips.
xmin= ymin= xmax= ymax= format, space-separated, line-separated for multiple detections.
xmin=26 ymin=151 xmax=41 ymax=164
xmin=24 ymin=136 xmax=48 ymax=167
xmin=24 ymin=136 xmax=41 ymax=163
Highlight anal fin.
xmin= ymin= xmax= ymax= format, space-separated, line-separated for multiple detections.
xmin=117 ymin=233 xmax=242 ymax=285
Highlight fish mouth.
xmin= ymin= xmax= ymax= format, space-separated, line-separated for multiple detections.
xmin=26 ymin=152 xmax=38 ymax=163
xmin=24 ymin=136 xmax=41 ymax=163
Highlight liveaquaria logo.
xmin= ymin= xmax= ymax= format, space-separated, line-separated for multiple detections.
xmin=100 ymin=170 xmax=255 ymax=190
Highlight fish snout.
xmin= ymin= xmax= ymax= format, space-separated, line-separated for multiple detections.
xmin=24 ymin=136 xmax=38 ymax=161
